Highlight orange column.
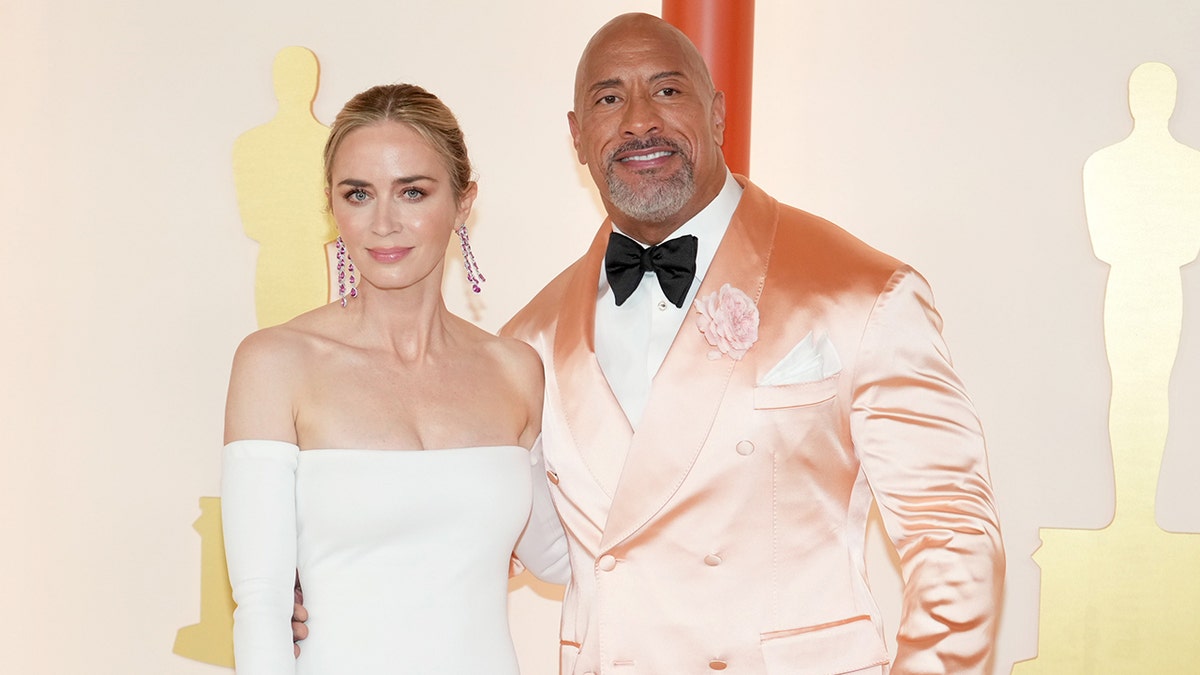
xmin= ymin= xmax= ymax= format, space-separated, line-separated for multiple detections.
xmin=662 ymin=0 xmax=755 ymax=176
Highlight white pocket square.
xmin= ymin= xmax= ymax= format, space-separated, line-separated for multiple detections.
xmin=758 ymin=331 xmax=842 ymax=386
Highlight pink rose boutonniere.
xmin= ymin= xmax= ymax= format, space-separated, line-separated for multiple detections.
xmin=693 ymin=283 xmax=759 ymax=361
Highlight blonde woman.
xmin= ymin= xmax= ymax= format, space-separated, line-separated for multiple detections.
xmin=221 ymin=83 xmax=568 ymax=674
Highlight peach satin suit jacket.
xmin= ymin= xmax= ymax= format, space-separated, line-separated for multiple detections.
xmin=503 ymin=178 xmax=1004 ymax=675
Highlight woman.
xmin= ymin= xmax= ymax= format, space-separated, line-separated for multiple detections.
xmin=221 ymin=83 xmax=569 ymax=674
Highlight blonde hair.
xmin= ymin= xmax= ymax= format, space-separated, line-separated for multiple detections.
xmin=324 ymin=83 xmax=472 ymax=200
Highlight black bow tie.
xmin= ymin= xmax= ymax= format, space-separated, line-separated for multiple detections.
xmin=605 ymin=232 xmax=698 ymax=308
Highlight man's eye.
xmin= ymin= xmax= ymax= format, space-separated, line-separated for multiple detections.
xmin=597 ymin=95 xmax=619 ymax=105
xmin=659 ymin=88 xmax=678 ymax=97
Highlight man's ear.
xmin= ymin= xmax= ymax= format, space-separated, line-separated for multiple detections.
xmin=567 ymin=110 xmax=587 ymax=165
xmin=710 ymin=90 xmax=727 ymax=146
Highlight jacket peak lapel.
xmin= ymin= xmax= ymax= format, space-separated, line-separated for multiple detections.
xmin=600 ymin=177 xmax=779 ymax=551
xmin=552 ymin=223 xmax=634 ymax=496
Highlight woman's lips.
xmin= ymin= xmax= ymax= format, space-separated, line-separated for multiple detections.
xmin=368 ymin=247 xmax=411 ymax=263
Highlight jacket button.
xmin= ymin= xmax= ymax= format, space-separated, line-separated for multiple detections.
xmin=735 ymin=440 xmax=754 ymax=455
xmin=703 ymin=554 xmax=722 ymax=566
xmin=597 ymin=554 xmax=617 ymax=571
xmin=709 ymin=660 xmax=728 ymax=670
xmin=547 ymin=470 xmax=560 ymax=485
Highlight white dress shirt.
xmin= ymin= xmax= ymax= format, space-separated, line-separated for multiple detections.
xmin=595 ymin=171 xmax=743 ymax=429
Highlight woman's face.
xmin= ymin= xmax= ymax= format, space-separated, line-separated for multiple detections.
xmin=328 ymin=121 xmax=475 ymax=295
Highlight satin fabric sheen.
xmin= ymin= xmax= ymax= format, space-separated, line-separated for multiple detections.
xmin=503 ymin=176 xmax=1004 ymax=675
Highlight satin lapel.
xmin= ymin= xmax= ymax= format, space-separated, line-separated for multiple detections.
xmin=552 ymin=222 xmax=634 ymax=496
xmin=601 ymin=178 xmax=778 ymax=550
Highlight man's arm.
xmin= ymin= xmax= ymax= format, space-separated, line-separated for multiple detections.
xmin=849 ymin=267 xmax=1005 ymax=674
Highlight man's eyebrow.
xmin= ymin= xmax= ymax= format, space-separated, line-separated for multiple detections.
xmin=587 ymin=77 xmax=624 ymax=95
xmin=649 ymin=70 xmax=686 ymax=82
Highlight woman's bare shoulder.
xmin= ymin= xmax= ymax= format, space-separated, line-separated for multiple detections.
xmin=232 ymin=304 xmax=345 ymax=368
xmin=224 ymin=305 xmax=344 ymax=443
xmin=461 ymin=322 xmax=541 ymax=379
xmin=490 ymin=334 xmax=542 ymax=373
xmin=467 ymin=328 xmax=544 ymax=447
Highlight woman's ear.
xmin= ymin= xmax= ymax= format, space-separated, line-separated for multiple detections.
xmin=456 ymin=181 xmax=479 ymax=224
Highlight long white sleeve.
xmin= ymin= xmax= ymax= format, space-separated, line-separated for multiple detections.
xmin=513 ymin=436 xmax=571 ymax=585
xmin=221 ymin=440 xmax=300 ymax=675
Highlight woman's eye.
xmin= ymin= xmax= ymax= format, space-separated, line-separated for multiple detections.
xmin=345 ymin=188 xmax=369 ymax=203
xmin=402 ymin=188 xmax=424 ymax=200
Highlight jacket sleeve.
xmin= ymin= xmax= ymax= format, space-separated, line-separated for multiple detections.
xmin=512 ymin=435 xmax=572 ymax=585
xmin=221 ymin=440 xmax=300 ymax=675
xmin=848 ymin=268 xmax=1005 ymax=674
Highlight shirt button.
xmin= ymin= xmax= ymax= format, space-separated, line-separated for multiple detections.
xmin=597 ymin=554 xmax=617 ymax=571
xmin=657 ymin=300 xmax=668 ymax=311
xmin=735 ymin=440 xmax=755 ymax=456
xmin=704 ymin=554 xmax=723 ymax=566
xmin=546 ymin=470 xmax=559 ymax=485
xmin=709 ymin=660 xmax=728 ymax=670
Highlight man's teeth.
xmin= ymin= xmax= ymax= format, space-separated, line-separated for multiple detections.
xmin=621 ymin=150 xmax=672 ymax=162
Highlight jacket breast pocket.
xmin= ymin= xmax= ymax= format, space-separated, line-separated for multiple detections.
xmin=761 ymin=615 xmax=889 ymax=674
xmin=753 ymin=374 xmax=840 ymax=410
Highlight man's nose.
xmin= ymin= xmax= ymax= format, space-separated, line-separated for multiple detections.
xmin=620 ymin=94 xmax=662 ymax=137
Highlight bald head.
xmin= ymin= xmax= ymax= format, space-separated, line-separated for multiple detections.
xmin=574 ymin=13 xmax=715 ymax=112
xmin=567 ymin=13 xmax=728 ymax=241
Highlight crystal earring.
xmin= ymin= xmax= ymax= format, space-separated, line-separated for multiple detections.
xmin=457 ymin=225 xmax=485 ymax=293
xmin=335 ymin=236 xmax=358 ymax=307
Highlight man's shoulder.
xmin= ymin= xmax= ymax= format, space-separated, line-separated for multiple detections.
xmin=739 ymin=178 xmax=904 ymax=277
xmin=500 ymin=257 xmax=587 ymax=343
xmin=770 ymin=199 xmax=907 ymax=283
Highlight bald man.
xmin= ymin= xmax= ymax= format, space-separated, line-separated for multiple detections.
xmin=503 ymin=13 xmax=1004 ymax=675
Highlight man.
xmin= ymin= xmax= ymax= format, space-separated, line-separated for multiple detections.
xmin=501 ymin=12 xmax=1004 ymax=675
xmin=292 ymin=12 xmax=1003 ymax=673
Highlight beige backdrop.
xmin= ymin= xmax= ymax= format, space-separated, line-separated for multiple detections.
xmin=2 ymin=1 xmax=1199 ymax=673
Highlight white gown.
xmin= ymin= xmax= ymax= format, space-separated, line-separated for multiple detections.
xmin=221 ymin=440 xmax=569 ymax=675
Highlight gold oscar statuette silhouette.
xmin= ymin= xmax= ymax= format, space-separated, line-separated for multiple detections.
xmin=1013 ymin=62 xmax=1200 ymax=673
xmin=173 ymin=498 xmax=236 ymax=667
xmin=233 ymin=45 xmax=336 ymax=329
xmin=176 ymin=46 xmax=335 ymax=668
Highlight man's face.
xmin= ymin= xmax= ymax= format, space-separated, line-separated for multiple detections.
xmin=568 ymin=18 xmax=726 ymax=239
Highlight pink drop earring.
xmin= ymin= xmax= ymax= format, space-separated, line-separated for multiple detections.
xmin=335 ymin=236 xmax=358 ymax=307
xmin=457 ymin=225 xmax=485 ymax=293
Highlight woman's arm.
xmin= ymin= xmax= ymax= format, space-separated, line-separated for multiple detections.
xmin=505 ymin=339 xmax=571 ymax=585
xmin=221 ymin=331 xmax=303 ymax=673
xmin=513 ymin=435 xmax=571 ymax=584
xmin=222 ymin=440 xmax=300 ymax=674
